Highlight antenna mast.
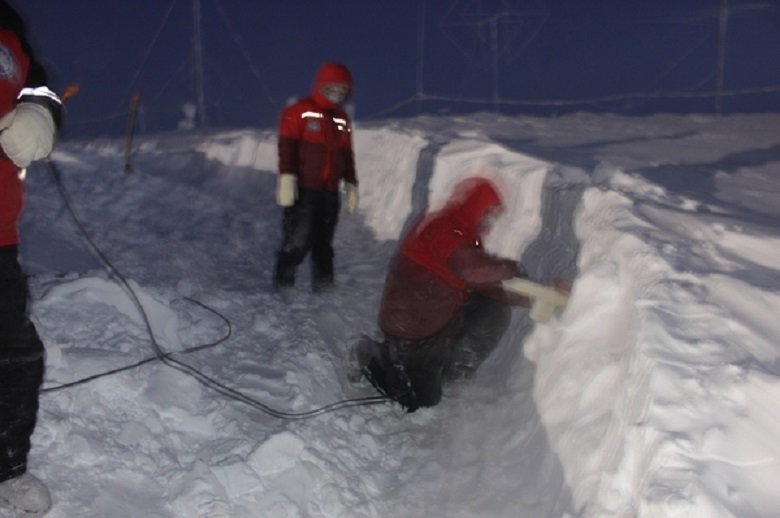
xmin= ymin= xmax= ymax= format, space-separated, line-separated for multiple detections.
xmin=417 ymin=0 xmax=426 ymax=115
xmin=439 ymin=1 xmax=548 ymax=114
xmin=715 ymin=0 xmax=728 ymax=114
xmin=193 ymin=0 xmax=207 ymax=127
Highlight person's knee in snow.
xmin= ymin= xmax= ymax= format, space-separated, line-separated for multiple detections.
xmin=445 ymin=294 xmax=513 ymax=379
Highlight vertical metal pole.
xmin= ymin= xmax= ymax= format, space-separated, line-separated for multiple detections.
xmin=716 ymin=0 xmax=729 ymax=115
xmin=125 ymin=93 xmax=140 ymax=174
xmin=490 ymin=16 xmax=499 ymax=113
xmin=193 ymin=0 xmax=207 ymax=127
xmin=416 ymin=0 xmax=426 ymax=115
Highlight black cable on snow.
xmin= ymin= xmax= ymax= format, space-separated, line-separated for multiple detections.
xmin=42 ymin=158 xmax=389 ymax=418
xmin=40 ymin=295 xmax=231 ymax=393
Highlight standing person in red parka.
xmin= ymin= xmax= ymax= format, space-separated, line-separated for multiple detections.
xmin=363 ymin=177 xmax=544 ymax=412
xmin=0 ymin=1 xmax=61 ymax=514
xmin=273 ymin=62 xmax=358 ymax=292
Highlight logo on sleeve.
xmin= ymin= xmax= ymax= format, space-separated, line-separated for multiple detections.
xmin=0 ymin=44 xmax=19 ymax=80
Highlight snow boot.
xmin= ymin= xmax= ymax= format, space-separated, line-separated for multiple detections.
xmin=0 ymin=472 xmax=51 ymax=516
xmin=361 ymin=344 xmax=420 ymax=412
xmin=347 ymin=335 xmax=380 ymax=383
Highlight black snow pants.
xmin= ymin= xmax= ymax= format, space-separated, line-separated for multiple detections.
xmin=368 ymin=294 xmax=511 ymax=412
xmin=274 ymin=188 xmax=340 ymax=291
xmin=0 ymin=246 xmax=44 ymax=482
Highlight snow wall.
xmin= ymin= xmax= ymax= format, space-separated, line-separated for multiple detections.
xmin=187 ymin=124 xmax=591 ymax=514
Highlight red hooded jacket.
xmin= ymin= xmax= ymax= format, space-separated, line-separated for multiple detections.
xmin=0 ymin=27 xmax=30 ymax=246
xmin=277 ymin=63 xmax=357 ymax=191
xmin=0 ymin=2 xmax=60 ymax=247
xmin=378 ymin=178 xmax=524 ymax=340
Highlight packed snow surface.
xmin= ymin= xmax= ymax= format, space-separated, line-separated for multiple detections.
xmin=9 ymin=112 xmax=780 ymax=517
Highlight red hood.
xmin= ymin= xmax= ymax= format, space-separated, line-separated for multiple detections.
xmin=442 ymin=177 xmax=503 ymax=239
xmin=402 ymin=177 xmax=503 ymax=290
xmin=311 ymin=62 xmax=353 ymax=108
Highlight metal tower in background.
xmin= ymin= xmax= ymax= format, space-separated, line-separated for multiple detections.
xmin=714 ymin=1 xmax=776 ymax=114
xmin=438 ymin=0 xmax=548 ymax=113
xmin=192 ymin=0 xmax=207 ymax=127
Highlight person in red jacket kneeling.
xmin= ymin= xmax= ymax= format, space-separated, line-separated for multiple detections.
xmin=273 ymin=62 xmax=358 ymax=293
xmin=363 ymin=177 xmax=555 ymax=412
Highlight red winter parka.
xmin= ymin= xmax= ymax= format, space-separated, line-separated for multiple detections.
xmin=378 ymin=178 xmax=524 ymax=341
xmin=0 ymin=27 xmax=30 ymax=246
xmin=0 ymin=5 xmax=60 ymax=247
xmin=278 ymin=63 xmax=357 ymax=191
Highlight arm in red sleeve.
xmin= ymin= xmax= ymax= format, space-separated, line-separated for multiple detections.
xmin=448 ymin=246 xmax=530 ymax=306
xmin=342 ymin=145 xmax=357 ymax=185
xmin=342 ymin=114 xmax=357 ymax=185
xmin=449 ymin=246 xmax=517 ymax=285
xmin=277 ymin=105 xmax=301 ymax=174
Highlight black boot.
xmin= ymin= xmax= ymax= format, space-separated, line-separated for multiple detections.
xmin=273 ymin=257 xmax=296 ymax=291
xmin=362 ymin=343 xmax=419 ymax=412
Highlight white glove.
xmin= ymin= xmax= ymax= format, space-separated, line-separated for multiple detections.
xmin=0 ymin=103 xmax=56 ymax=168
xmin=276 ymin=173 xmax=297 ymax=207
xmin=501 ymin=277 xmax=569 ymax=323
xmin=345 ymin=182 xmax=358 ymax=214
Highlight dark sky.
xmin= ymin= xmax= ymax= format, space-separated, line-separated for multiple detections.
xmin=13 ymin=0 xmax=780 ymax=137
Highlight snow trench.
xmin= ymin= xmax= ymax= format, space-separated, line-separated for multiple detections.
xmin=24 ymin=124 xmax=594 ymax=517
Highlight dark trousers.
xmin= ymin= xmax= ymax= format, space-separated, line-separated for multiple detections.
xmin=369 ymin=294 xmax=511 ymax=412
xmin=0 ymin=246 xmax=44 ymax=482
xmin=274 ymin=189 xmax=340 ymax=290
